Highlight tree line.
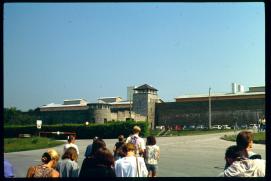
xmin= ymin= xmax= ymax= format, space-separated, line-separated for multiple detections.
xmin=4 ymin=107 xmax=39 ymax=125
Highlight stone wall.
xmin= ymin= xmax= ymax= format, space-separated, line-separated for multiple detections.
xmin=155 ymin=98 xmax=265 ymax=127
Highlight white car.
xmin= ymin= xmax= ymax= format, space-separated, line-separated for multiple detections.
xmin=212 ymin=125 xmax=222 ymax=129
xmin=249 ymin=124 xmax=258 ymax=129
xmin=222 ymin=125 xmax=231 ymax=129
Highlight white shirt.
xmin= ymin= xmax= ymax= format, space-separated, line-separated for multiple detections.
xmin=224 ymin=159 xmax=265 ymax=177
xmin=63 ymin=143 xmax=79 ymax=155
xmin=115 ymin=156 xmax=148 ymax=177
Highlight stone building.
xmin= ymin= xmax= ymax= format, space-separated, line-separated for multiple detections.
xmin=37 ymin=84 xmax=265 ymax=128
xmin=155 ymin=85 xmax=265 ymax=128
xmin=132 ymin=84 xmax=160 ymax=129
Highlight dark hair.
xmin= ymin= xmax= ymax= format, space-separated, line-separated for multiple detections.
xmin=146 ymin=136 xmax=156 ymax=146
xmin=94 ymin=148 xmax=114 ymax=167
xmin=62 ymin=147 xmax=78 ymax=161
xmin=91 ymin=138 xmax=106 ymax=156
xmin=236 ymin=131 xmax=253 ymax=149
xmin=118 ymin=135 xmax=125 ymax=142
xmin=67 ymin=135 xmax=76 ymax=143
xmin=225 ymin=145 xmax=245 ymax=160
xmin=41 ymin=152 xmax=51 ymax=164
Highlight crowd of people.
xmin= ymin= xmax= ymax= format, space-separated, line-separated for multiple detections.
xmin=23 ymin=125 xmax=160 ymax=178
xmin=4 ymin=126 xmax=265 ymax=178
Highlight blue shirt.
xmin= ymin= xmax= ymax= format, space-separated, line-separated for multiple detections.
xmin=4 ymin=159 xmax=14 ymax=178
xmin=84 ymin=144 xmax=93 ymax=157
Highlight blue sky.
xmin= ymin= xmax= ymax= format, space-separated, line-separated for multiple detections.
xmin=4 ymin=3 xmax=265 ymax=111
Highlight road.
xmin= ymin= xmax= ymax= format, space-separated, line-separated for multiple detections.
xmin=4 ymin=132 xmax=265 ymax=177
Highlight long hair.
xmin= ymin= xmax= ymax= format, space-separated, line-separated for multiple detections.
xmin=62 ymin=147 xmax=78 ymax=161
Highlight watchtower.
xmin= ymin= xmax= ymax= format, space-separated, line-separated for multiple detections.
xmin=132 ymin=84 xmax=159 ymax=129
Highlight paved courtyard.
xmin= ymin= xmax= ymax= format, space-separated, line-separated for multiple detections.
xmin=4 ymin=132 xmax=265 ymax=177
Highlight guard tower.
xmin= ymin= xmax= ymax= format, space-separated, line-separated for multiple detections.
xmin=132 ymin=84 xmax=159 ymax=129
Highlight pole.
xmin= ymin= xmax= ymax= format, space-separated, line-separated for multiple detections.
xmin=129 ymin=94 xmax=132 ymax=120
xmin=209 ymin=87 xmax=212 ymax=130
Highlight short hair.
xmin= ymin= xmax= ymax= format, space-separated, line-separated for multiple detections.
xmin=67 ymin=135 xmax=76 ymax=143
xmin=133 ymin=126 xmax=141 ymax=133
xmin=225 ymin=145 xmax=245 ymax=160
xmin=62 ymin=147 xmax=78 ymax=161
xmin=42 ymin=149 xmax=59 ymax=164
xmin=94 ymin=148 xmax=114 ymax=167
xmin=118 ymin=135 xmax=125 ymax=142
xmin=91 ymin=138 xmax=106 ymax=156
xmin=122 ymin=143 xmax=135 ymax=154
xmin=236 ymin=131 xmax=253 ymax=149
xmin=146 ymin=136 xmax=156 ymax=146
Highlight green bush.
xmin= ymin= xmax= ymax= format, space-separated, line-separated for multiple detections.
xmin=4 ymin=121 xmax=149 ymax=139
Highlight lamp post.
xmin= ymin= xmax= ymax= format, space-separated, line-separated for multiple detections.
xmin=209 ymin=87 xmax=212 ymax=130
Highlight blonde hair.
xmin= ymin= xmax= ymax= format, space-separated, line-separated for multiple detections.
xmin=133 ymin=126 xmax=141 ymax=133
xmin=47 ymin=149 xmax=60 ymax=161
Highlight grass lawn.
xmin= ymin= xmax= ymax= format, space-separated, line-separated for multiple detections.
xmin=221 ymin=132 xmax=265 ymax=144
xmin=4 ymin=137 xmax=65 ymax=153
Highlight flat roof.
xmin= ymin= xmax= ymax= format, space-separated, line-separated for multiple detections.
xmin=175 ymin=91 xmax=265 ymax=100
xmin=40 ymin=103 xmax=88 ymax=108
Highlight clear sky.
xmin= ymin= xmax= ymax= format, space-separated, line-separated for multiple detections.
xmin=4 ymin=2 xmax=265 ymax=111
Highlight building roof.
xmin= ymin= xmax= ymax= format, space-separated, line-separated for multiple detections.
xmin=175 ymin=91 xmax=265 ymax=100
xmin=109 ymin=101 xmax=132 ymax=105
xmin=40 ymin=103 xmax=88 ymax=108
xmin=63 ymin=98 xmax=88 ymax=102
xmin=134 ymin=84 xmax=158 ymax=91
xmin=98 ymin=96 xmax=122 ymax=99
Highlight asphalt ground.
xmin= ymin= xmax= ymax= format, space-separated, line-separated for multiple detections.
xmin=4 ymin=131 xmax=265 ymax=177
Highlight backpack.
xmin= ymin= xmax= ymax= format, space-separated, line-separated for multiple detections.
xmin=130 ymin=135 xmax=141 ymax=154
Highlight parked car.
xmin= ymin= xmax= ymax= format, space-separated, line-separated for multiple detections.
xmin=249 ymin=124 xmax=258 ymax=129
xmin=196 ymin=125 xmax=206 ymax=130
xmin=222 ymin=125 xmax=231 ymax=130
xmin=240 ymin=124 xmax=248 ymax=129
xmin=188 ymin=125 xmax=196 ymax=130
xmin=212 ymin=125 xmax=222 ymax=129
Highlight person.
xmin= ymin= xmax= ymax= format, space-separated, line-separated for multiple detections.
xmin=125 ymin=125 xmax=146 ymax=157
xmin=115 ymin=143 xmax=148 ymax=177
xmin=84 ymin=136 xmax=99 ymax=158
xmin=222 ymin=145 xmax=265 ymax=177
xmin=26 ymin=149 xmax=60 ymax=178
xmin=79 ymin=138 xmax=106 ymax=177
xmin=56 ymin=147 xmax=79 ymax=177
xmin=4 ymin=159 xmax=14 ymax=178
xmin=113 ymin=135 xmax=125 ymax=160
xmin=63 ymin=135 xmax=79 ymax=156
xmin=144 ymin=136 xmax=160 ymax=177
xmin=236 ymin=131 xmax=262 ymax=159
xmin=85 ymin=147 xmax=116 ymax=177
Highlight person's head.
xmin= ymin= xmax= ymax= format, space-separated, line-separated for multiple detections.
xmin=41 ymin=149 xmax=60 ymax=168
xmin=132 ymin=126 xmax=141 ymax=134
xmin=146 ymin=136 xmax=156 ymax=146
xmin=225 ymin=145 xmax=246 ymax=166
xmin=118 ymin=135 xmax=125 ymax=142
xmin=93 ymin=136 xmax=99 ymax=142
xmin=62 ymin=147 xmax=78 ymax=161
xmin=94 ymin=147 xmax=114 ymax=167
xmin=236 ymin=131 xmax=253 ymax=151
xmin=121 ymin=143 xmax=136 ymax=156
xmin=67 ymin=135 xmax=76 ymax=144
xmin=91 ymin=138 xmax=106 ymax=156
